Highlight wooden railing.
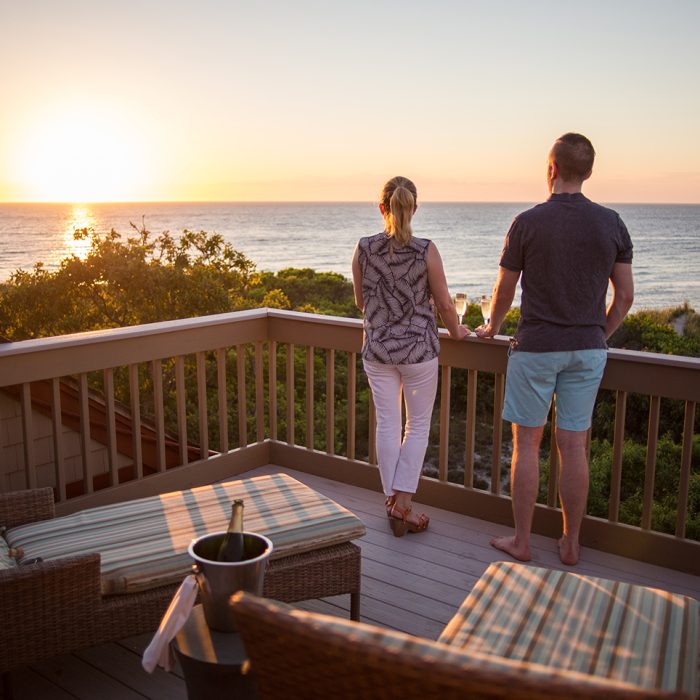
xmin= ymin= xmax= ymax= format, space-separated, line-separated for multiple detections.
xmin=0 ymin=309 xmax=698 ymax=574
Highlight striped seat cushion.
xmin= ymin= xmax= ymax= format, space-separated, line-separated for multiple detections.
xmin=438 ymin=561 xmax=699 ymax=697
xmin=5 ymin=473 xmax=365 ymax=595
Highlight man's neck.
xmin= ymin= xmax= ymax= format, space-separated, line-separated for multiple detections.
xmin=551 ymin=180 xmax=583 ymax=195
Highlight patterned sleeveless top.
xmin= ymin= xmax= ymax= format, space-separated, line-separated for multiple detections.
xmin=357 ymin=232 xmax=440 ymax=365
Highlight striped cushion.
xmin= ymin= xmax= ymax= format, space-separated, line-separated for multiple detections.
xmin=438 ymin=561 xmax=699 ymax=697
xmin=233 ymin=593 xmax=669 ymax=695
xmin=5 ymin=473 xmax=365 ymax=595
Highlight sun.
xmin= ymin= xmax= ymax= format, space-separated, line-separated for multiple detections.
xmin=17 ymin=103 xmax=150 ymax=202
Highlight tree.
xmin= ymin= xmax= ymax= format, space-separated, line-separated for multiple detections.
xmin=249 ymin=268 xmax=359 ymax=318
xmin=0 ymin=226 xmax=257 ymax=340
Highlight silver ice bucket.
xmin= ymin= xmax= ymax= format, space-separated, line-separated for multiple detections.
xmin=188 ymin=531 xmax=273 ymax=632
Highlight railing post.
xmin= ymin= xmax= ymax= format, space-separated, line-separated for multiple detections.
xmin=152 ymin=359 xmax=167 ymax=471
xmin=255 ymin=342 xmax=265 ymax=443
xmin=641 ymin=395 xmax=660 ymax=530
xmin=547 ymin=400 xmax=559 ymax=508
xmin=129 ymin=364 xmax=143 ymax=479
xmin=491 ymin=373 xmax=505 ymax=495
xmin=306 ymin=346 xmax=314 ymax=450
xmin=237 ymin=345 xmax=247 ymax=448
xmin=464 ymin=369 xmax=477 ymax=488
xmin=216 ymin=348 xmax=229 ymax=453
xmin=103 ymin=368 xmax=118 ymax=486
xmin=175 ymin=356 xmax=189 ymax=465
xmin=78 ymin=373 xmax=92 ymax=492
xmin=608 ymin=390 xmax=627 ymax=523
xmin=438 ymin=365 xmax=451 ymax=482
xmin=326 ymin=349 xmax=335 ymax=455
xmin=196 ymin=353 xmax=209 ymax=460
xmin=347 ymin=352 xmax=356 ymax=460
xmin=51 ymin=377 xmax=66 ymax=502
xmin=20 ymin=383 xmax=36 ymax=490
xmin=676 ymin=400 xmax=696 ymax=538
xmin=269 ymin=340 xmax=278 ymax=441
xmin=286 ymin=343 xmax=295 ymax=445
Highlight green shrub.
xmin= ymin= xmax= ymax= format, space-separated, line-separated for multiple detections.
xmin=587 ymin=435 xmax=699 ymax=540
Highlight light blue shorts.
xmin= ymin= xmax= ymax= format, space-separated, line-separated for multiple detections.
xmin=502 ymin=349 xmax=607 ymax=431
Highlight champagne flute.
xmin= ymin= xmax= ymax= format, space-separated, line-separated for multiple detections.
xmin=480 ymin=295 xmax=491 ymax=325
xmin=453 ymin=292 xmax=468 ymax=325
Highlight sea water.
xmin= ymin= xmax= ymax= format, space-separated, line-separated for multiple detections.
xmin=0 ymin=201 xmax=698 ymax=311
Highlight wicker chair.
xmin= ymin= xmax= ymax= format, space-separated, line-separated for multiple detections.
xmin=231 ymin=575 xmax=698 ymax=700
xmin=0 ymin=487 xmax=361 ymax=676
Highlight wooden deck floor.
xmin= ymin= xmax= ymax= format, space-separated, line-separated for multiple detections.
xmin=5 ymin=465 xmax=700 ymax=699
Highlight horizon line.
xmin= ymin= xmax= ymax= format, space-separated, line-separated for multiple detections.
xmin=2 ymin=199 xmax=700 ymax=206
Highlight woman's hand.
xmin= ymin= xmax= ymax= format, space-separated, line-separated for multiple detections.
xmin=452 ymin=324 xmax=471 ymax=340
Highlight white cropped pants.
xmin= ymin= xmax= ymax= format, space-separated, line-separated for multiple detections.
xmin=363 ymin=357 xmax=439 ymax=496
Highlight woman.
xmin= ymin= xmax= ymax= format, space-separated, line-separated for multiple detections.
xmin=352 ymin=176 xmax=469 ymax=536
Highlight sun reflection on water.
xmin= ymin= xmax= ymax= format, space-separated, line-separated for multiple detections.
xmin=63 ymin=205 xmax=95 ymax=259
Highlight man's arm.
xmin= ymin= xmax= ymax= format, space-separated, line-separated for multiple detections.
xmin=351 ymin=245 xmax=363 ymax=312
xmin=475 ymin=266 xmax=520 ymax=338
xmin=605 ymin=262 xmax=634 ymax=338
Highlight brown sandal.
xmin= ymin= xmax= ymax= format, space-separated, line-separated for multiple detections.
xmin=384 ymin=495 xmax=396 ymax=517
xmin=388 ymin=504 xmax=429 ymax=537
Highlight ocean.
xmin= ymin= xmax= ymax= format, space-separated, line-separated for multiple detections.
xmin=0 ymin=201 xmax=698 ymax=311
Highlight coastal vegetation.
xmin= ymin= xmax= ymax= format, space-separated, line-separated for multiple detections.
xmin=0 ymin=227 xmax=697 ymax=539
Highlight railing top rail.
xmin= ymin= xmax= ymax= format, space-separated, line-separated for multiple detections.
xmin=606 ymin=346 xmax=700 ymax=370
xmin=0 ymin=308 xmax=698 ymax=400
xmin=0 ymin=309 xmax=269 ymax=386
xmin=0 ymin=308 xmax=270 ymax=359
xmin=4 ymin=306 xmax=699 ymax=367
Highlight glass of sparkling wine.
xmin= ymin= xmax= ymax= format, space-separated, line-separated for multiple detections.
xmin=453 ymin=292 xmax=468 ymax=325
xmin=480 ymin=295 xmax=491 ymax=325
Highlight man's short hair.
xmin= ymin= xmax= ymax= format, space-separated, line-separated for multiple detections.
xmin=551 ymin=133 xmax=595 ymax=182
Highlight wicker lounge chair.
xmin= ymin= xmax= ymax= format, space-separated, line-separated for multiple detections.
xmin=231 ymin=561 xmax=699 ymax=700
xmin=0 ymin=478 xmax=363 ymax=676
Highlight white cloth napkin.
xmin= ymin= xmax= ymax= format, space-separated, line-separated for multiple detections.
xmin=142 ymin=574 xmax=198 ymax=673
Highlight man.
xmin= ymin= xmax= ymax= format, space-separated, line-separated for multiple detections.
xmin=476 ymin=133 xmax=634 ymax=565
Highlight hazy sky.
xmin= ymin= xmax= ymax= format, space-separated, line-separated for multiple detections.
xmin=1 ymin=0 xmax=699 ymax=203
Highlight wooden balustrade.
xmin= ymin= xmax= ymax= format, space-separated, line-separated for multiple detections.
xmin=0 ymin=308 xmax=698 ymax=573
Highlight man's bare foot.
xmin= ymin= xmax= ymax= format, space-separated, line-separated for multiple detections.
xmin=558 ymin=537 xmax=579 ymax=566
xmin=490 ymin=535 xmax=531 ymax=562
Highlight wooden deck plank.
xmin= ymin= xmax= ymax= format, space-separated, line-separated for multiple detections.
xmin=5 ymin=464 xmax=699 ymax=699
xmin=115 ymin=634 xmax=185 ymax=679
xmin=28 ymin=654 xmax=144 ymax=699
xmin=297 ymin=594 xmax=445 ymax=638
xmin=361 ymin=556 xmax=472 ymax=607
xmin=3 ymin=668 xmax=75 ymax=700
xmin=75 ymin=643 xmax=188 ymax=700
xmin=358 ymin=538 xmax=481 ymax=592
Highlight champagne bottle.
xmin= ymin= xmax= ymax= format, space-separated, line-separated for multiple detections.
xmin=217 ymin=499 xmax=245 ymax=562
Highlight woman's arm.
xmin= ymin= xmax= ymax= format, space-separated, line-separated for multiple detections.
xmin=351 ymin=245 xmax=363 ymax=312
xmin=427 ymin=243 xmax=468 ymax=339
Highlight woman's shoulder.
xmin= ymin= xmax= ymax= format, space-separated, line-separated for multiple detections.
xmin=359 ymin=232 xmax=389 ymax=250
xmin=411 ymin=236 xmax=432 ymax=252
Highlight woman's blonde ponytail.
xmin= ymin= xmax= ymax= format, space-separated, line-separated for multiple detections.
xmin=380 ymin=176 xmax=417 ymax=247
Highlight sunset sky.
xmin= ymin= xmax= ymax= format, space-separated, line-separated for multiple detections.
xmin=1 ymin=0 xmax=698 ymax=203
